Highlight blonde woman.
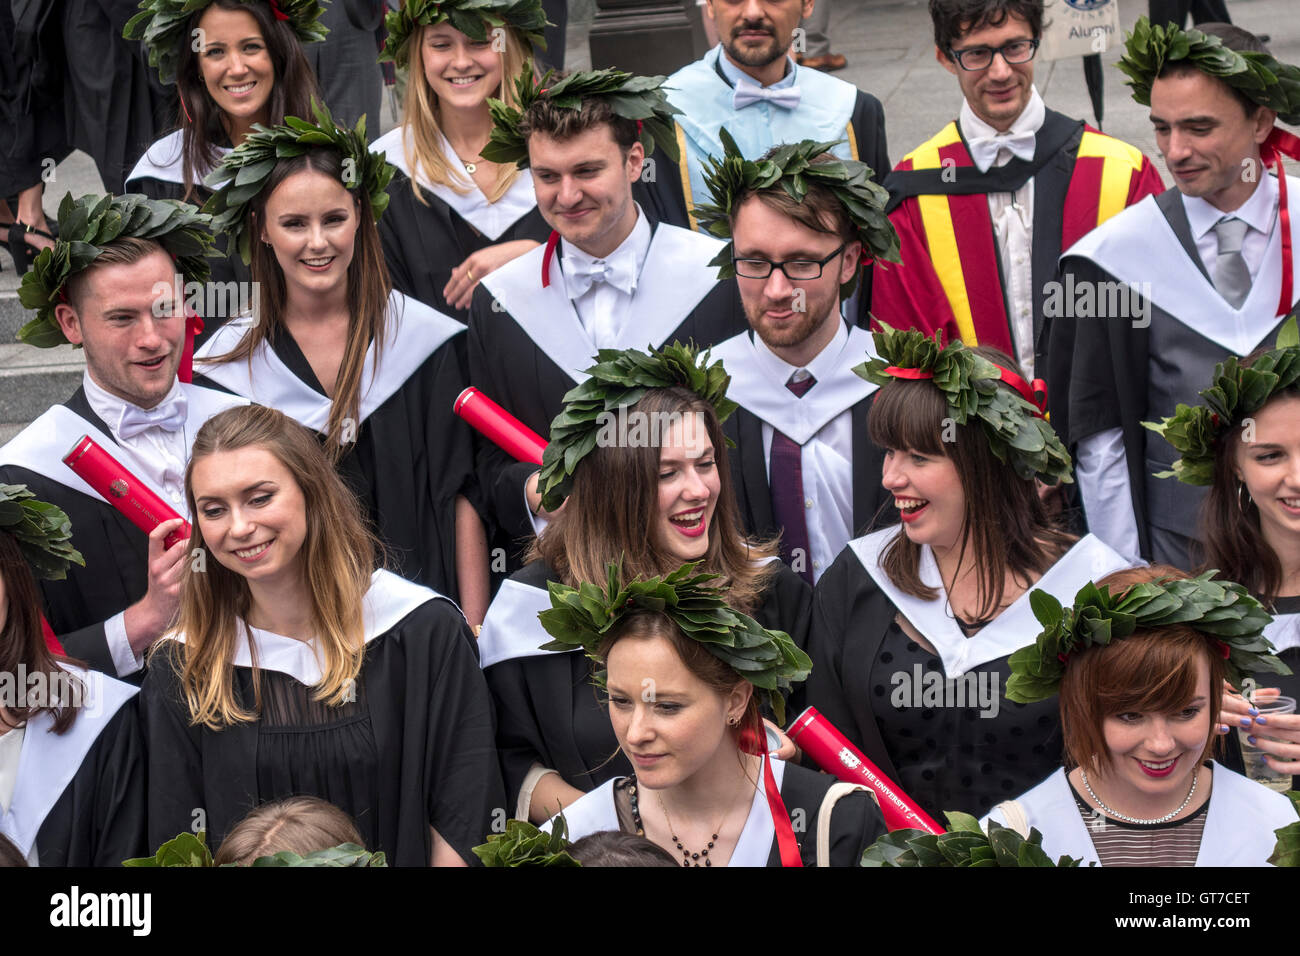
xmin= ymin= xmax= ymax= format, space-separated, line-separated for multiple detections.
xmin=140 ymin=405 xmax=503 ymax=866
xmin=373 ymin=0 xmax=550 ymax=320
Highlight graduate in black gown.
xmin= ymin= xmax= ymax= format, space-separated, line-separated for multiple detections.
xmin=0 ymin=0 xmax=66 ymax=273
xmin=805 ymin=326 xmax=1134 ymax=820
xmin=193 ymin=107 xmax=491 ymax=623
xmin=694 ymin=133 xmax=901 ymax=584
xmin=0 ymin=195 xmax=246 ymax=681
xmin=140 ymin=405 xmax=504 ymax=865
xmin=124 ymin=0 xmax=324 ymax=335
xmin=469 ymin=68 xmax=748 ymax=566
xmin=0 ymin=487 xmax=146 ymax=867
xmin=1146 ymin=326 xmax=1300 ymax=785
xmin=1056 ymin=21 xmax=1300 ymax=569
xmin=538 ymin=562 xmax=885 ymax=867
xmin=478 ymin=344 xmax=811 ymax=822
xmin=373 ymin=0 xmax=551 ymax=323
xmin=62 ymin=0 xmax=170 ymax=192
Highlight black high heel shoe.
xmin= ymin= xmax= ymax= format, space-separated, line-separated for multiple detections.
xmin=6 ymin=222 xmax=57 ymax=277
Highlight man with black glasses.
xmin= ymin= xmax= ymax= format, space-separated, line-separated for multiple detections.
xmin=872 ymin=0 xmax=1162 ymax=439
xmin=699 ymin=138 xmax=900 ymax=584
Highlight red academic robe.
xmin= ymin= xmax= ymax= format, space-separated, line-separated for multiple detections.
xmin=873 ymin=109 xmax=1164 ymax=360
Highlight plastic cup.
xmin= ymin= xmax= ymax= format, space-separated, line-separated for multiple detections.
xmin=1238 ymin=695 xmax=1297 ymax=792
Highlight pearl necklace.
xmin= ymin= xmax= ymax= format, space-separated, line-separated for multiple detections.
xmin=1079 ymin=766 xmax=1199 ymax=825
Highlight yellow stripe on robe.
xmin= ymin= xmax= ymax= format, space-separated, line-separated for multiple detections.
xmin=907 ymin=124 xmax=976 ymax=344
xmin=1078 ymin=131 xmax=1144 ymax=227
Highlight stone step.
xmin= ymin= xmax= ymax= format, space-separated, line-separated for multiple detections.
xmin=0 ymin=291 xmax=28 ymax=342
xmin=0 ymin=341 xmax=85 ymax=425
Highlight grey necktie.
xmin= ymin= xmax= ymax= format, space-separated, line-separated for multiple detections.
xmin=1212 ymin=216 xmax=1252 ymax=309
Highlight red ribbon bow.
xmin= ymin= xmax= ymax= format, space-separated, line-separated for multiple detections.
xmin=996 ymin=365 xmax=1048 ymax=418
xmin=179 ymin=309 xmax=205 ymax=384
xmin=1262 ymin=127 xmax=1300 ymax=318
xmin=267 ymin=0 xmax=290 ymax=20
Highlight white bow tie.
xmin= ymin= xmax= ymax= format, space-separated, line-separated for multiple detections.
xmin=732 ymin=76 xmax=801 ymax=111
xmin=118 ymin=391 xmax=188 ymax=440
xmin=565 ymin=254 xmax=638 ymax=299
xmin=966 ymin=130 xmax=1036 ymax=173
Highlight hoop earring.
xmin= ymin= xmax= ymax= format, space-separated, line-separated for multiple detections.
xmin=1238 ymin=482 xmax=1253 ymax=514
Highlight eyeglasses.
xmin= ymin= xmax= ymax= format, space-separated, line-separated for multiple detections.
xmin=947 ymin=38 xmax=1038 ymax=71
xmin=732 ymin=243 xmax=847 ymax=281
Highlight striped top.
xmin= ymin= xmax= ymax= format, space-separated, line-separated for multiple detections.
xmin=1069 ymin=780 xmax=1209 ymax=867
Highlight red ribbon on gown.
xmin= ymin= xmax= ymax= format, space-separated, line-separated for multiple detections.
xmin=738 ymin=718 xmax=803 ymax=867
xmin=1263 ymin=128 xmax=1300 ymax=318
xmin=178 ymin=310 xmax=204 ymax=384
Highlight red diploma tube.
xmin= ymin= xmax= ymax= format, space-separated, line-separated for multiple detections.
xmin=454 ymin=387 xmax=547 ymax=466
xmin=787 ymin=706 xmax=945 ymax=834
xmin=63 ymin=436 xmax=190 ymax=550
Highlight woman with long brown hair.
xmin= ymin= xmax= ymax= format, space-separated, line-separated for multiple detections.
xmin=192 ymin=107 xmax=491 ymax=623
xmin=373 ymin=0 xmax=550 ymax=321
xmin=1147 ymin=324 xmax=1300 ymax=784
xmin=805 ymin=326 xmax=1134 ymax=820
xmin=140 ymin=405 xmax=503 ymax=866
xmin=478 ymin=344 xmax=811 ymax=823
xmin=0 ymin=487 xmax=144 ymax=866
xmin=124 ymin=0 xmax=323 ymax=330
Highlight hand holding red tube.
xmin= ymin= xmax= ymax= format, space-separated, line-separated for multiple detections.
xmin=63 ymin=436 xmax=191 ymax=548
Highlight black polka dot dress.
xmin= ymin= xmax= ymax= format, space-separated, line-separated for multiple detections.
xmin=866 ymin=623 xmax=1061 ymax=818
xmin=805 ymin=528 xmax=1131 ymax=821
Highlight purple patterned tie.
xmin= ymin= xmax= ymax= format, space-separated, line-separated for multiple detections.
xmin=770 ymin=373 xmax=816 ymax=584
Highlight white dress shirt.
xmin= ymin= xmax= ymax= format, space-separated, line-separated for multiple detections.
xmin=959 ymin=86 xmax=1046 ymax=377
xmin=558 ymin=206 xmax=653 ymax=350
xmin=525 ymin=208 xmax=654 ymax=534
xmin=753 ymin=320 xmax=854 ymax=583
xmin=1077 ymin=172 xmax=1283 ymax=564
xmin=82 ymin=372 xmax=190 ymax=676
xmin=0 ymin=727 xmax=34 ymax=864
xmin=1185 ymin=169 xmax=1278 ymax=284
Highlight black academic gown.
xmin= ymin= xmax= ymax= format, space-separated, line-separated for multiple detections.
xmin=372 ymin=127 xmax=551 ymax=326
xmin=2 ymin=667 xmax=146 ymax=867
xmin=125 ymin=132 xmax=247 ymax=342
xmin=712 ymin=324 xmax=891 ymax=584
xmin=768 ymin=762 xmax=887 ymax=867
xmin=140 ymin=571 xmax=504 ymax=866
xmin=0 ymin=0 xmax=72 ymax=195
xmin=0 ymin=385 xmax=246 ymax=680
xmin=466 ymin=219 xmax=748 ymax=565
xmin=62 ymin=0 xmax=170 ymax=192
xmin=557 ymin=759 xmax=886 ymax=866
xmin=1058 ymin=179 xmax=1300 ymax=568
xmin=804 ymin=526 xmax=1131 ymax=819
xmin=480 ymin=558 xmax=812 ymax=814
xmin=193 ymin=291 xmax=475 ymax=597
